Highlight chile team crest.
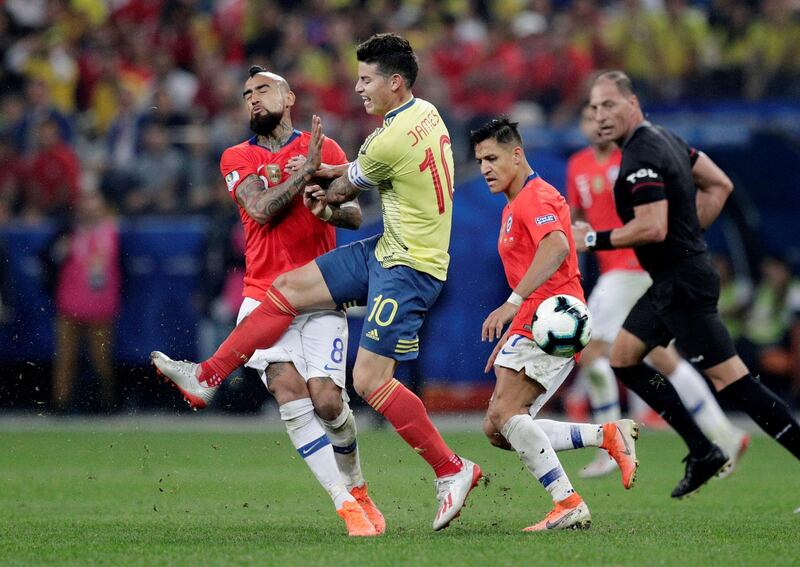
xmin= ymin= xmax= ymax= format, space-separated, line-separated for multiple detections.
xmin=266 ymin=164 xmax=282 ymax=185
xmin=505 ymin=214 xmax=513 ymax=233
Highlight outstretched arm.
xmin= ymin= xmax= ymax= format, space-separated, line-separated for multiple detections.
xmin=693 ymin=151 xmax=733 ymax=229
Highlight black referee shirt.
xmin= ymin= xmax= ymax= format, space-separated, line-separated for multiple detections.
xmin=614 ymin=121 xmax=707 ymax=277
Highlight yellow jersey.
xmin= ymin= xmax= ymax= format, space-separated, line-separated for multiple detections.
xmin=347 ymin=98 xmax=454 ymax=281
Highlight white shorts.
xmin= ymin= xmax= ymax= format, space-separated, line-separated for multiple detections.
xmin=237 ymin=297 xmax=348 ymax=392
xmin=587 ymin=270 xmax=653 ymax=343
xmin=494 ymin=334 xmax=575 ymax=418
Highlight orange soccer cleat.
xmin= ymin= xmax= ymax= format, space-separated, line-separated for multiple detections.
xmin=337 ymin=501 xmax=379 ymax=537
xmin=523 ymin=493 xmax=591 ymax=532
xmin=600 ymin=419 xmax=640 ymax=489
xmin=350 ymin=484 xmax=385 ymax=535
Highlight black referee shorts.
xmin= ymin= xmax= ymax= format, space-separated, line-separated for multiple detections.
xmin=621 ymin=253 xmax=737 ymax=369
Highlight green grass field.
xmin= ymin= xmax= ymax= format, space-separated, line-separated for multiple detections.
xmin=1 ymin=423 xmax=798 ymax=566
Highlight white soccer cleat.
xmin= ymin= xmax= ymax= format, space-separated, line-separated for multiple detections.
xmin=432 ymin=457 xmax=482 ymax=531
xmin=717 ymin=430 xmax=750 ymax=480
xmin=150 ymin=351 xmax=217 ymax=409
xmin=523 ymin=493 xmax=591 ymax=532
xmin=579 ymin=451 xmax=619 ymax=479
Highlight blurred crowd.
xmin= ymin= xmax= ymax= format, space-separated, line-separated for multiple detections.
xmin=2 ymin=0 xmax=800 ymax=221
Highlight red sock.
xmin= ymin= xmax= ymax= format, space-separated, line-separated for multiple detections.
xmin=199 ymin=286 xmax=297 ymax=385
xmin=367 ymin=379 xmax=462 ymax=477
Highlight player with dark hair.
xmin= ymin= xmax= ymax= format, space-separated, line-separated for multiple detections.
xmin=155 ymin=67 xmax=383 ymax=537
xmin=471 ymin=117 xmax=639 ymax=532
xmin=567 ymin=102 xmax=749 ymax=479
xmin=152 ymin=34 xmax=482 ymax=531
xmin=574 ymin=70 xmax=800 ymax=498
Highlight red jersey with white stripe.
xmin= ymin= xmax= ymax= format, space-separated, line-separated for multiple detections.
xmin=499 ymin=173 xmax=585 ymax=340
xmin=566 ymin=146 xmax=642 ymax=275
xmin=220 ymin=131 xmax=348 ymax=299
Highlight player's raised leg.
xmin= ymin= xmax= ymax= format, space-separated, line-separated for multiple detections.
xmin=535 ymin=418 xmax=639 ymax=489
xmin=485 ymin=361 xmax=591 ymax=532
xmin=152 ymin=261 xmax=335 ymax=408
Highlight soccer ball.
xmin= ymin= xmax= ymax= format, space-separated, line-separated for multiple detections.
xmin=532 ymin=295 xmax=592 ymax=357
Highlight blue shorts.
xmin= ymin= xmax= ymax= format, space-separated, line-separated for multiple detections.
xmin=315 ymin=235 xmax=443 ymax=361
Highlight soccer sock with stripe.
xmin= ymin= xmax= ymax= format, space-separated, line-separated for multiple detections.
xmin=585 ymin=356 xmax=622 ymax=424
xmin=320 ymin=403 xmax=365 ymax=491
xmin=281 ymin=398 xmax=355 ymax=510
xmin=668 ymin=360 xmax=739 ymax=445
xmin=501 ymin=414 xmax=575 ymax=502
xmin=200 ymin=286 xmax=297 ymax=385
xmin=535 ymin=420 xmax=604 ymax=451
xmin=367 ymin=378 xmax=462 ymax=478
xmin=614 ymin=363 xmax=715 ymax=457
xmin=718 ymin=374 xmax=800 ymax=459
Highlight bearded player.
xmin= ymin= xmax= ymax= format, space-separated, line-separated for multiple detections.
xmin=567 ymin=103 xmax=749 ymax=478
xmin=473 ymin=117 xmax=639 ymax=532
xmin=154 ymin=67 xmax=383 ymax=537
xmin=152 ymin=35 xmax=481 ymax=531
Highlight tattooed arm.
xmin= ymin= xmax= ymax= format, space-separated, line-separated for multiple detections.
xmin=236 ymin=115 xmax=325 ymax=225
xmin=304 ymin=185 xmax=362 ymax=229
xmin=236 ymin=168 xmax=315 ymax=225
xmin=324 ymin=175 xmax=363 ymax=205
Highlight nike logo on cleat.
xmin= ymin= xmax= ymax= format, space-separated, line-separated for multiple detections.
xmin=545 ymin=508 xmax=579 ymax=529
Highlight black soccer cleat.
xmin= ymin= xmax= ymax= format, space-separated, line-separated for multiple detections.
xmin=671 ymin=444 xmax=729 ymax=499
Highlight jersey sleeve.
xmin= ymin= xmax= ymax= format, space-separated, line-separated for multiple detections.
xmin=322 ymin=138 xmax=349 ymax=167
xmin=619 ymin=154 xmax=667 ymax=207
xmin=521 ymin=193 xmax=567 ymax=246
xmin=220 ymin=146 xmax=259 ymax=203
xmin=348 ymin=131 xmax=392 ymax=191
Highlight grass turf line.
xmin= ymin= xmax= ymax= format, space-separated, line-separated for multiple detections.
xmin=1 ymin=429 xmax=798 ymax=566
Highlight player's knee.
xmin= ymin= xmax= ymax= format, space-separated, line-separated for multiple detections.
xmin=609 ymin=342 xmax=638 ymax=368
xmin=272 ymin=272 xmax=300 ymax=303
xmin=351 ymin=368 xmax=369 ymax=398
xmin=486 ymin=402 xmax=511 ymax=433
xmin=310 ymin=388 xmax=342 ymax=421
xmin=483 ymin=415 xmax=512 ymax=450
xmin=352 ymin=367 xmax=390 ymax=399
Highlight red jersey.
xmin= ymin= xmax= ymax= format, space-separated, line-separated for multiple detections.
xmin=566 ymin=146 xmax=642 ymax=274
xmin=499 ymin=173 xmax=585 ymax=340
xmin=220 ymin=131 xmax=348 ymax=299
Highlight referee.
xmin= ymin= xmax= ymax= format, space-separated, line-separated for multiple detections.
xmin=574 ymin=70 xmax=800 ymax=498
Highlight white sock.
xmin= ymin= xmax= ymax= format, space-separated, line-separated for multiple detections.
xmin=320 ymin=403 xmax=365 ymax=491
xmin=536 ymin=419 xmax=604 ymax=451
xmin=502 ymin=415 xmax=575 ymax=502
xmin=281 ymin=398 xmax=355 ymax=510
xmin=668 ymin=360 xmax=738 ymax=445
xmin=585 ymin=357 xmax=621 ymax=424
